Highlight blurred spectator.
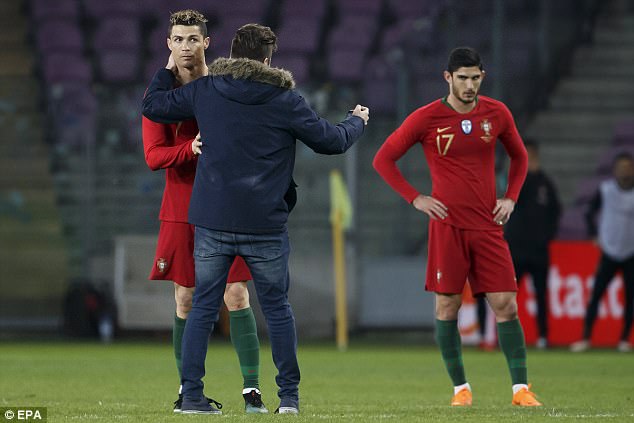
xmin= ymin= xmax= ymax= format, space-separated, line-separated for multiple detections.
xmin=571 ymin=152 xmax=634 ymax=353
xmin=504 ymin=140 xmax=561 ymax=349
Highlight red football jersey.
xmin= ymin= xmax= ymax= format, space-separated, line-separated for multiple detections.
xmin=373 ymin=95 xmax=528 ymax=230
xmin=142 ymin=116 xmax=198 ymax=222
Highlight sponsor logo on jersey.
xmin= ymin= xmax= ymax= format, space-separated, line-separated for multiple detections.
xmin=461 ymin=119 xmax=472 ymax=134
xmin=157 ymin=258 xmax=168 ymax=273
xmin=480 ymin=119 xmax=493 ymax=142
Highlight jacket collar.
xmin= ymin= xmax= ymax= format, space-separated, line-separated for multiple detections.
xmin=208 ymin=57 xmax=295 ymax=90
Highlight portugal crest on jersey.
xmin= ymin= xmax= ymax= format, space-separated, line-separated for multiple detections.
xmin=157 ymin=258 xmax=168 ymax=273
xmin=461 ymin=119 xmax=472 ymax=134
xmin=480 ymin=119 xmax=493 ymax=142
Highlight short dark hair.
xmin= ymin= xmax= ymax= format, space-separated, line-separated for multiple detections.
xmin=447 ymin=47 xmax=483 ymax=73
xmin=230 ymin=23 xmax=277 ymax=62
xmin=614 ymin=151 xmax=633 ymax=165
xmin=169 ymin=9 xmax=208 ymax=38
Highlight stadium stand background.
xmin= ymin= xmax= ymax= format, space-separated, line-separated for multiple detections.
xmin=2 ymin=0 xmax=632 ymax=337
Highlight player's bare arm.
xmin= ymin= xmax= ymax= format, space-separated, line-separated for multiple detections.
xmin=412 ymin=194 xmax=448 ymax=220
xmin=492 ymin=197 xmax=515 ymax=225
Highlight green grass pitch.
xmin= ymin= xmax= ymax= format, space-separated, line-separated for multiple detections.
xmin=1 ymin=341 xmax=633 ymax=422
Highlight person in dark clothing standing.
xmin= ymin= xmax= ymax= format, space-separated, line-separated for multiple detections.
xmin=571 ymin=152 xmax=634 ymax=353
xmin=143 ymin=24 xmax=369 ymax=414
xmin=504 ymin=140 xmax=561 ymax=349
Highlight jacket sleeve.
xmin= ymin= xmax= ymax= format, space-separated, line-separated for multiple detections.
xmin=498 ymin=104 xmax=528 ymax=202
xmin=289 ymin=96 xmax=365 ymax=154
xmin=142 ymin=117 xmax=196 ymax=171
xmin=142 ymin=69 xmax=196 ymax=123
xmin=372 ymin=109 xmax=427 ymax=204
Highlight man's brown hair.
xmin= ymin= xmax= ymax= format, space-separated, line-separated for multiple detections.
xmin=230 ymin=23 xmax=277 ymax=62
xmin=168 ymin=9 xmax=208 ymax=38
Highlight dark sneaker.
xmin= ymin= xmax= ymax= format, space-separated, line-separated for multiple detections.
xmin=174 ymin=394 xmax=221 ymax=413
xmin=173 ymin=394 xmax=183 ymax=413
xmin=243 ymin=389 xmax=268 ymax=414
xmin=181 ymin=396 xmax=223 ymax=415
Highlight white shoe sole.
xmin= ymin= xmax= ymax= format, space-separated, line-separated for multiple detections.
xmin=181 ymin=410 xmax=222 ymax=415
xmin=570 ymin=341 xmax=589 ymax=353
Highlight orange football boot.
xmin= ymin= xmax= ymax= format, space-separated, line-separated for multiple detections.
xmin=451 ymin=388 xmax=472 ymax=406
xmin=512 ymin=384 xmax=542 ymax=407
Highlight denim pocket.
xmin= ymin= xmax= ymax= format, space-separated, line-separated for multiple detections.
xmin=248 ymin=233 xmax=286 ymax=259
xmin=193 ymin=227 xmax=223 ymax=258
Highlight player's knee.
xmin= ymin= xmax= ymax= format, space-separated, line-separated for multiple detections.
xmin=435 ymin=296 xmax=461 ymax=320
xmin=224 ymin=283 xmax=250 ymax=311
xmin=493 ymin=300 xmax=518 ymax=320
xmin=436 ymin=308 xmax=459 ymax=320
xmin=175 ymin=289 xmax=193 ymax=316
xmin=435 ymin=303 xmax=460 ymax=320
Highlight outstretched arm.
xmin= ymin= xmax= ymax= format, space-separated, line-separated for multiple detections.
xmin=289 ymin=96 xmax=367 ymax=155
xmin=142 ymin=68 xmax=197 ymax=124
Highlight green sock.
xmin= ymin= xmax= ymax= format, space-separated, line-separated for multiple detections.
xmin=497 ymin=319 xmax=528 ymax=385
xmin=435 ymin=319 xmax=467 ymax=386
xmin=173 ymin=314 xmax=187 ymax=380
xmin=230 ymin=307 xmax=260 ymax=389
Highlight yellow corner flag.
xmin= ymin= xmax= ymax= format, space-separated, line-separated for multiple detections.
xmin=329 ymin=170 xmax=352 ymax=230
xmin=329 ymin=170 xmax=350 ymax=351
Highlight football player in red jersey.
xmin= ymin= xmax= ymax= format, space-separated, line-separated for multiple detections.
xmin=142 ymin=10 xmax=267 ymax=414
xmin=373 ymin=47 xmax=541 ymax=407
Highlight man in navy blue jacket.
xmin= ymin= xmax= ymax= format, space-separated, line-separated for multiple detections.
xmin=143 ymin=23 xmax=369 ymax=415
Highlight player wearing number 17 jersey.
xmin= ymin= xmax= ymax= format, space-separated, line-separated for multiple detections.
xmin=374 ymin=47 xmax=542 ymax=407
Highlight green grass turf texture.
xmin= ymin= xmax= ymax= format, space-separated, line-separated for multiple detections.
xmin=1 ymin=341 xmax=632 ymax=422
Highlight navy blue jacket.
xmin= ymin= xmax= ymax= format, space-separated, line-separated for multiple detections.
xmin=143 ymin=58 xmax=365 ymax=233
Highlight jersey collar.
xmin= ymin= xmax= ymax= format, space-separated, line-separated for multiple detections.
xmin=441 ymin=96 xmax=479 ymax=114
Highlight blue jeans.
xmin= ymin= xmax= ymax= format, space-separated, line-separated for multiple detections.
xmin=181 ymin=226 xmax=300 ymax=407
